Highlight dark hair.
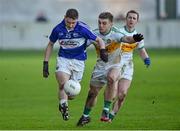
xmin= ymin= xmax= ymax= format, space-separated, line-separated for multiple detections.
xmin=126 ymin=10 xmax=139 ymax=20
xmin=99 ymin=12 xmax=113 ymax=22
xmin=65 ymin=8 xmax=79 ymax=19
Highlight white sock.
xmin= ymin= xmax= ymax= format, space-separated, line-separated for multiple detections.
xmin=103 ymin=107 xmax=109 ymax=112
xmin=60 ymin=99 xmax=68 ymax=106
xmin=83 ymin=114 xmax=89 ymax=117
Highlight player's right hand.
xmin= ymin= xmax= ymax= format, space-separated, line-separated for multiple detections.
xmin=43 ymin=61 xmax=49 ymax=78
xmin=133 ymin=33 xmax=144 ymax=42
xmin=144 ymin=58 xmax=151 ymax=68
xmin=100 ymin=49 xmax=108 ymax=62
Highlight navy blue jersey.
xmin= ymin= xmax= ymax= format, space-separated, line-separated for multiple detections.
xmin=49 ymin=20 xmax=97 ymax=60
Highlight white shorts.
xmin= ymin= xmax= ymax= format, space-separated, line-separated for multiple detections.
xmin=90 ymin=49 xmax=122 ymax=87
xmin=120 ymin=58 xmax=134 ymax=81
xmin=56 ymin=57 xmax=85 ymax=82
xmin=90 ymin=60 xmax=122 ymax=87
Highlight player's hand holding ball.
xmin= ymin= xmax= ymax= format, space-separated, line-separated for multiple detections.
xmin=43 ymin=61 xmax=49 ymax=78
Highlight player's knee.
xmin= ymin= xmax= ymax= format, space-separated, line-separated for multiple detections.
xmin=87 ymin=89 xmax=98 ymax=100
xmin=118 ymin=92 xmax=126 ymax=101
xmin=87 ymin=92 xmax=95 ymax=100
xmin=112 ymin=95 xmax=118 ymax=101
xmin=90 ymin=85 xmax=100 ymax=96
xmin=91 ymin=89 xmax=99 ymax=97
xmin=107 ymin=75 xmax=116 ymax=85
xmin=59 ymin=84 xmax=64 ymax=90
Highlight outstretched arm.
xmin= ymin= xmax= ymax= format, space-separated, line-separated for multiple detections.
xmin=121 ymin=34 xmax=144 ymax=43
xmin=95 ymin=36 xmax=105 ymax=49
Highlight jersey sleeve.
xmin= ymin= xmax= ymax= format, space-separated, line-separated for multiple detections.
xmin=112 ymin=27 xmax=125 ymax=42
xmin=118 ymin=32 xmax=125 ymax=42
xmin=49 ymin=27 xmax=58 ymax=44
xmin=85 ymin=29 xmax=97 ymax=41
xmin=78 ymin=21 xmax=97 ymax=41
xmin=86 ymin=39 xmax=95 ymax=47
xmin=137 ymin=40 xmax=145 ymax=49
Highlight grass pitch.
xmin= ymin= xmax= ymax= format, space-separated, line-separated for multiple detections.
xmin=0 ymin=48 xmax=180 ymax=130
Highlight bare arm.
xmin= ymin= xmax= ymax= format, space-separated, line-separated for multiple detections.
xmin=44 ymin=41 xmax=54 ymax=61
xmin=95 ymin=36 xmax=108 ymax=62
xmin=43 ymin=41 xmax=54 ymax=78
xmin=121 ymin=34 xmax=144 ymax=43
xmin=138 ymin=48 xmax=151 ymax=67
xmin=95 ymin=36 xmax=105 ymax=49
xmin=121 ymin=36 xmax=136 ymax=43
xmin=138 ymin=48 xmax=149 ymax=60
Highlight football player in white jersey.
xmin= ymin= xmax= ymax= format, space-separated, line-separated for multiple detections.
xmin=109 ymin=10 xmax=151 ymax=122
xmin=43 ymin=8 xmax=108 ymax=121
xmin=77 ymin=12 xmax=144 ymax=126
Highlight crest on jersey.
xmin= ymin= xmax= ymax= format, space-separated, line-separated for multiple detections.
xmin=107 ymin=39 xmax=112 ymax=44
xmin=58 ymin=32 xmax=64 ymax=37
xmin=73 ymin=33 xmax=79 ymax=37
xmin=106 ymin=39 xmax=112 ymax=46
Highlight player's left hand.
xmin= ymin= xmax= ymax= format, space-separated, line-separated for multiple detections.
xmin=43 ymin=61 xmax=49 ymax=78
xmin=133 ymin=33 xmax=144 ymax=42
xmin=144 ymin=58 xmax=151 ymax=68
xmin=100 ymin=49 xmax=108 ymax=62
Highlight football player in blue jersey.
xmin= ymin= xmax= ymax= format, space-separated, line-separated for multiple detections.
xmin=43 ymin=8 xmax=108 ymax=121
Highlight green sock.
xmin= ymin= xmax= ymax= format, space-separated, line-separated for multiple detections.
xmin=109 ymin=111 xmax=116 ymax=120
xmin=109 ymin=113 xmax=115 ymax=120
xmin=83 ymin=107 xmax=91 ymax=117
xmin=103 ymin=100 xmax=111 ymax=111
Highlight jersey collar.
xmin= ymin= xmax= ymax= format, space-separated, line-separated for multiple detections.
xmin=100 ymin=28 xmax=112 ymax=36
xmin=124 ymin=25 xmax=135 ymax=33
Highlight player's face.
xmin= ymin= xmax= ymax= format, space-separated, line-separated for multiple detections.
xmin=64 ymin=17 xmax=77 ymax=30
xmin=126 ymin=13 xmax=138 ymax=29
xmin=98 ymin=18 xmax=112 ymax=34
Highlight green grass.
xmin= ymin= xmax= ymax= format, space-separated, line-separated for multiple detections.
xmin=0 ymin=48 xmax=180 ymax=130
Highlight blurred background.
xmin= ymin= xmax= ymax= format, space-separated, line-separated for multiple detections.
xmin=0 ymin=0 xmax=180 ymax=49
xmin=1 ymin=1 xmax=180 ymax=129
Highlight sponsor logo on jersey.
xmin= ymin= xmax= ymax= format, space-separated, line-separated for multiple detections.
xmin=72 ymin=33 xmax=79 ymax=37
xmin=121 ymin=43 xmax=137 ymax=52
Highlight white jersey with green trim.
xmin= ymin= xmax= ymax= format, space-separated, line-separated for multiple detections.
xmin=92 ymin=26 xmax=125 ymax=66
xmin=89 ymin=27 xmax=125 ymax=87
xmin=119 ymin=26 xmax=144 ymax=59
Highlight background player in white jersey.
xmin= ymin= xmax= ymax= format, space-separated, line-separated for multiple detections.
xmin=109 ymin=10 xmax=151 ymax=122
xmin=43 ymin=8 xmax=108 ymax=121
xmin=77 ymin=12 xmax=144 ymax=126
